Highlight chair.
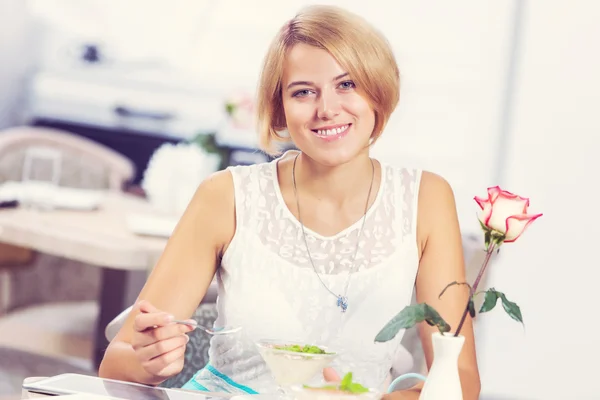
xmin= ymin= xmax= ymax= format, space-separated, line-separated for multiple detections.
xmin=0 ymin=125 xmax=135 ymax=366
xmin=0 ymin=125 xmax=134 ymax=190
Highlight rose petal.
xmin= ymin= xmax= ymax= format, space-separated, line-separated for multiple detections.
xmin=497 ymin=191 xmax=529 ymax=214
xmin=479 ymin=201 xmax=493 ymax=226
xmin=487 ymin=186 xmax=530 ymax=209
xmin=487 ymin=194 xmax=530 ymax=233
xmin=474 ymin=195 xmax=490 ymax=210
xmin=497 ymin=190 xmax=530 ymax=213
xmin=487 ymin=186 xmax=502 ymax=203
xmin=504 ymin=213 xmax=543 ymax=242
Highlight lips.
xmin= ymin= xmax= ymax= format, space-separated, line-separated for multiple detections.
xmin=311 ymin=124 xmax=351 ymax=141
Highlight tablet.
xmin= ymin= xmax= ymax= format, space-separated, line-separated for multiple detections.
xmin=23 ymin=373 xmax=232 ymax=400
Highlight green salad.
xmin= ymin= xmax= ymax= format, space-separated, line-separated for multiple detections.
xmin=275 ymin=344 xmax=332 ymax=354
xmin=304 ymin=372 xmax=369 ymax=394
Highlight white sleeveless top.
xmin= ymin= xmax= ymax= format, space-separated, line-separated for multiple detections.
xmin=184 ymin=155 xmax=422 ymax=394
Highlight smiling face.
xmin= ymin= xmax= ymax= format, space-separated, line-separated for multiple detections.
xmin=281 ymin=43 xmax=376 ymax=166
xmin=256 ymin=5 xmax=400 ymax=158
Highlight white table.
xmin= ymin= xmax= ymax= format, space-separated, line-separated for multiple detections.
xmin=0 ymin=192 xmax=170 ymax=368
xmin=21 ymin=377 xmax=235 ymax=399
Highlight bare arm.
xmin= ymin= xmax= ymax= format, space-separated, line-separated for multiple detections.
xmin=413 ymin=172 xmax=481 ymax=399
xmin=98 ymin=170 xmax=236 ymax=385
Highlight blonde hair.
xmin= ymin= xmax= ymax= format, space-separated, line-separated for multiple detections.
xmin=256 ymin=5 xmax=400 ymax=156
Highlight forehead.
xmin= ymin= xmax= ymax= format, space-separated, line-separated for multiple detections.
xmin=282 ymin=43 xmax=346 ymax=83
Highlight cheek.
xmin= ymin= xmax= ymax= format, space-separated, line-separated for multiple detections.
xmin=347 ymin=97 xmax=375 ymax=126
xmin=283 ymin=101 xmax=314 ymax=129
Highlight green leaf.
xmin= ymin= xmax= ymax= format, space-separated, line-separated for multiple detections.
xmin=491 ymin=232 xmax=505 ymax=248
xmin=468 ymin=298 xmax=476 ymax=318
xmin=374 ymin=304 xmax=451 ymax=343
xmin=423 ymin=304 xmax=451 ymax=333
xmin=477 ymin=289 xmax=524 ymax=325
xmin=340 ymin=372 xmax=352 ymax=390
xmin=479 ymin=219 xmax=492 ymax=249
xmin=347 ymin=383 xmax=369 ymax=394
xmin=337 ymin=373 xmax=369 ymax=393
xmin=375 ymin=304 xmax=424 ymax=342
xmin=479 ymin=289 xmax=500 ymax=313
xmin=499 ymin=292 xmax=524 ymax=324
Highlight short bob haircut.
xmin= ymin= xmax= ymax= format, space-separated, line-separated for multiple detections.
xmin=256 ymin=5 xmax=400 ymax=156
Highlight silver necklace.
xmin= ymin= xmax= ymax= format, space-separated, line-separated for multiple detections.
xmin=292 ymin=153 xmax=375 ymax=313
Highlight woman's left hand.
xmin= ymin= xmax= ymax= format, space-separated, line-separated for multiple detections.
xmin=323 ymin=368 xmax=420 ymax=400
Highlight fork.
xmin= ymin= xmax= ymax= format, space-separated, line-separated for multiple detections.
xmin=173 ymin=320 xmax=241 ymax=335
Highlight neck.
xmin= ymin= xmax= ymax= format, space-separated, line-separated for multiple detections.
xmin=293 ymin=151 xmax=376 ymax=204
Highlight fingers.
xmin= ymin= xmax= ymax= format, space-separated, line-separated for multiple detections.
xmin=141 ymin=341 xmax=188 ymax=376
xmin=137 ymin=300 xmax=159 ymax=314
xmin=323 ymin=367 xmax=341 ymax=382
xmin=136 ymin=334 xmax=190 ymax=362
xmin=133 ymin=311 xmax=174 ymax=333
xmin=133 ymin=323 xmax=191 ymax=348
xmin=130 ymin=300 xmax=197 ymax=377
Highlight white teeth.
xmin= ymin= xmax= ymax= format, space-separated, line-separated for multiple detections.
xmin=315 ymin=124 xmax=349 ymax=136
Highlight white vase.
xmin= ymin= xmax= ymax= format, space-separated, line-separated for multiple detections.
xmin=419 ymin=332 xmax=465 ymax=400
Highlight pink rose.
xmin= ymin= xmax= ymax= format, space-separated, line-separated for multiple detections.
xmin=474 ymin=186 xmax=542 ymax=242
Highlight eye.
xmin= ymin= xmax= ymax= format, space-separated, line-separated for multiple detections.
xmin=338 ymin=80 xmax=356 ymax=90
xmin=292 ymin=89 xmax=313 ymax=98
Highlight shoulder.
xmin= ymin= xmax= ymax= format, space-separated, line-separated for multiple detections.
xmin=418 ymin=171 xmax=455 ymax=206
xmin=416 ymin=171 xmax=459 ymax=253
xmin=196 ymin=158 xmax=278 ymax=209
xmin=380 ymin=163 xmax=451 ymax=198
xmin=194 ymin=168 xmax=235 ymax=201
xmin=226 ymin=159 xmax=275 ymax=181
xmin=380 ymin=161 xmax=421 ymax=185
xmin=183 ymin=169 xmax=236 ymax=254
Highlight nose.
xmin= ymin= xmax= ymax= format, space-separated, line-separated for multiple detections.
xmin=317 ymin=89 xmax=341 ymax=120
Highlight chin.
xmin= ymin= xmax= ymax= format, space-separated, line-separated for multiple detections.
xmin=303 ymin=145 xmax=367 ymax=167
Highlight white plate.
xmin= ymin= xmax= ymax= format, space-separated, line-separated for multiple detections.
xmin=0 ymin=181 xmax=103 ymax=210
xmin=52 ymin=186 xmax=104 ymax=210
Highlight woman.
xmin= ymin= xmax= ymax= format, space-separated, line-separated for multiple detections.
xmin=99 ymin=5 xmax=480 ymax=399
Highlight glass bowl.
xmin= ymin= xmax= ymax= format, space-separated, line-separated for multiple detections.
xmin=255 ymin=339 xmax=338 ymax=387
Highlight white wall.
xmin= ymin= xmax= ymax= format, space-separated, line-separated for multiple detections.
xmin=476 ymin=1 xmax=600 ymax=399
xmin=0 ymin=0 xmax=40 ymax=128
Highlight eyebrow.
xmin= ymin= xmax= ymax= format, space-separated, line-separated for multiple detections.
xmin=286 ymin=72 xmax=350 ymax=90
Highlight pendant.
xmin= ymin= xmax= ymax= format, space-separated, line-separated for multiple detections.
xmin=337 ymin=295 xmax=348 ymax=312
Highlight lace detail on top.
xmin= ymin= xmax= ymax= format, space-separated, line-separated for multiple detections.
xmin=185 ymin=157 xmax=423 ymax=394
xmin=231 ymin=158 xmax=421 ymax=274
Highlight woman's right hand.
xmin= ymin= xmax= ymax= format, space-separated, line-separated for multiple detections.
xmin=131 ymin=300 xmax=196 ymax=379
